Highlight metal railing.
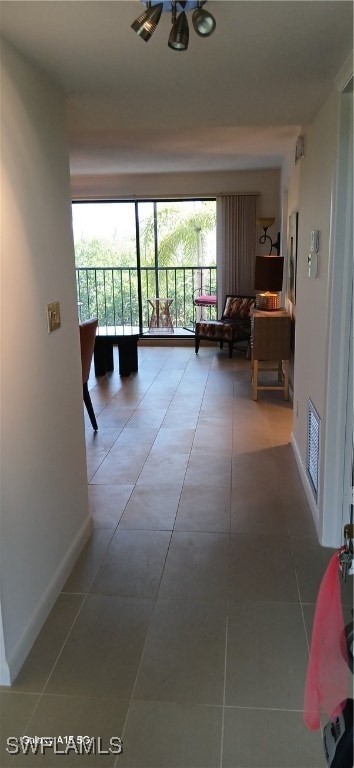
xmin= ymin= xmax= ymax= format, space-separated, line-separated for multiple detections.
xmin=76 ymin=265 xmax=217 ymax=332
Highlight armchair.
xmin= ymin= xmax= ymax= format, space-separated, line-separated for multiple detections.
xmin=195 ymin=295 xmax=255 ymax=359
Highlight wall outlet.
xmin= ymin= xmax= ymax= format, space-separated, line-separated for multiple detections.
xmin=47 ymin=301 xmax=61 ymax=333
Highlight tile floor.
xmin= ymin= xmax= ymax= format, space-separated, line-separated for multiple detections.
xmin=1 ymin=343 xmax=352 ymax=768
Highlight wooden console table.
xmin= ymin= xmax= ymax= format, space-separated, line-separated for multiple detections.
xmin=94 ymin=327 xmax=139 ymax=377
xmin=251 ymin=309 xmax=291 ymax=400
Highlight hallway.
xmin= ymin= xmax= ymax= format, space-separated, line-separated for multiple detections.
xmin=1 ymin=344 xmax=350 ymax=767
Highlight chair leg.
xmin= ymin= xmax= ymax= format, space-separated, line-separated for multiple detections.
xmin=83 ymin=382 xmax=98 ymax=431
xmin=195 ymin=337 xmax=200 ymax=354
xmin=228 ymin=341 xmax=233 ymax=359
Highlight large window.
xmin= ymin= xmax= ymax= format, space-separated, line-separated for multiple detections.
xmin=72 ymin=199 xmax=216 ymax=333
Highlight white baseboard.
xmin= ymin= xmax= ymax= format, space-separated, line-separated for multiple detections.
xmin=1 ymin=514 xmax=93 ymax=685
xmin=290 ymin=433 xmax=320 ymax=539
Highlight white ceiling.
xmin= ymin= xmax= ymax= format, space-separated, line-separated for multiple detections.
xmin=1 ymin=1 xmax=353 ymax=176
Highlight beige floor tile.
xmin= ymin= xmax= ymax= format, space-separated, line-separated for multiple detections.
xmin=138 ymin=393 xmax=174 ymax=409
xmin=137 ymin=453 xmax=189 ymax=486
xmin=228 ymin=534 xmax=299 ymax=602
xmin=12 ymin=694 xmax=128 ymax=767
xmin=108 ymin=427 xmax=157 ymax=453
xmin=88 ymin=484 xmax=134 ymax=529
xmin=159 ymin=531 xmax=229 ymax=599
xmin=120 ymin=700 xmax=222 ymax=768
xmin=222 ymin=707 xmax=324 ymax=768
xmin=283 ymin=499 xmax=319 ymax=539
xmin=63 ymin=530 xmax=115 ymax=593
xmin=86 ymin=450 xmax=110 ymax=482
xmin=226 ymin=601 xmax=309 ymax=709
xmin=8 ymin=595 xmax=84 ymax=694
xmin=89 ymin=452 xmax=148 ymax=485
xmin=45 ymin=595 xmax=154 ymax=699
xmin=119 ymin=485 xmax=181 ymax=530
xmin=185 ymin=453 xmax=232 ymax=487
xmin=197 ymin=408 xmax=235 ymax=425
xmin=90 ymin=529 xmax=171 ymax=598
xmin=232 ymin=427 xmax=273 ymax=454
xmin=0 ymin=692 xmax=40 ymax=768
xmin=175 ymin=485 xmax=230 ymax=533
xmin=231 ymin=450 xmax=279 ymax=491
xmin=4 ymin=346 xmax=328 ymax=768
xmin=84 ymin=428 xmax=122 ymax=457
xmin=230 ymin=497 xmax=288 ymax=535
xmin=125 ymin=408 xmax=167 ymax=430
xmin=192 ymin=426 xmax=233 ymax=455
xmin=291 ymin=538 xmax=341 ymax=604
xmin=149 ymin=427 xmax=195 ymax=454
xmin=93 ymin=408 xmax=134 ymax=430
xmin=134 ymin=598 xmax=227 ymax=705
xmin=162 ymin=409 xmax=200 ymax=429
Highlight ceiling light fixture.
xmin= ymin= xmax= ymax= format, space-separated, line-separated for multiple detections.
xmin=131 ymin=1 xmax=216 ymax=51
xmin=192 ymin=2 xmax=216 ymax=36
xmin=168 ymin=8 xmax=189 ymax=50
xmin=131 ymin=2 xmax=164 ymax=41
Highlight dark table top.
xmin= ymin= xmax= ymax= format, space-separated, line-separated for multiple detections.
xmin=96 ymin=326 xmax=140 ymax=340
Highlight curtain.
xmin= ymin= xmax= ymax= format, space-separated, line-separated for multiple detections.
xmin=216 ymin=194 xmax=260 ymax=315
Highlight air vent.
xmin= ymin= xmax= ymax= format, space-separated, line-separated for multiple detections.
xmin=307 ymin=398 xmax=320 ymax=500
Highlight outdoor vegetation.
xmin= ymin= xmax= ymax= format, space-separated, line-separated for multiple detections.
xmin=74 ymin=200 xmax=217 ymax=330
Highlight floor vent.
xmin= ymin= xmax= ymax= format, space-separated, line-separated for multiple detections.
xmin=307 ymin=398 xmax=321 ymax=501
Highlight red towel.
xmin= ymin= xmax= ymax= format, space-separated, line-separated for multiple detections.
xmin=304 ymin=548 xmax=350 ymax=730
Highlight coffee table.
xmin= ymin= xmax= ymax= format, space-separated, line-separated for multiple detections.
xmin=94 ymin=326 xmax=139 ymax=377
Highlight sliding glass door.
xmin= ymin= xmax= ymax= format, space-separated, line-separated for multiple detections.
xmin=72 ymin=198 xmax=216 ymax=333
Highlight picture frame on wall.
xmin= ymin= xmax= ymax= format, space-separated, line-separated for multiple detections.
xmin=288 ymin=212 xmax=298 ymax=304
xmin=295 ymin=135 xmax=305 ymax=164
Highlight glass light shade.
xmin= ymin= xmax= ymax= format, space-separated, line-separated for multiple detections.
xmin=256 ymin=217 xmax=275 ymax=231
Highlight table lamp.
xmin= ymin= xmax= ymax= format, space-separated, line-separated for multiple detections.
xmin=254 ymin=255 xmax=284 ymax=311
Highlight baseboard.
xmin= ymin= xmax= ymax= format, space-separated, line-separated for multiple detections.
xmin=291 ymin=432 xmax=320 ymax=538
xmin=1 ymin=514 xmax=93 ymax=685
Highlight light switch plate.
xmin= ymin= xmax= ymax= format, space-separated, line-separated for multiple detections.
xmin=47 ymin=301 xmax=61 ymax=332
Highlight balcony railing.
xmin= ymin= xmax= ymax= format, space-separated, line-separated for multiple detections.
xmin=76 ymin=265 xmax=217 ymax=332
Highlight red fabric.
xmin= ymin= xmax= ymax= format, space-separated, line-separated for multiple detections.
xmin=304 ymin=548 xmax=349 ymax=730
xmin=194 ymin=295 xmax=217 ymax=306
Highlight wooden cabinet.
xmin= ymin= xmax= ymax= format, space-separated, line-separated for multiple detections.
xmin=251 ymin=310 xmax=291 ymax=400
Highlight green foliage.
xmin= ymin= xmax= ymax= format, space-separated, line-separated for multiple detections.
xmin=75 ymin=237 xmax=136 ymax=268
xmin=140 ymin=203 xmax=216 ymax=267
xmin=75 ymin=200 xmax=216 ymax=327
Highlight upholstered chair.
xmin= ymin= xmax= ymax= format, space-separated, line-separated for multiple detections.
xmin=195 ymin=295 xmax=255 ymax=359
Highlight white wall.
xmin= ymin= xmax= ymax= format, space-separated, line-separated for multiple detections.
xmin=0 ymin=40 xmax=91 ymax=684
xmin=72 ymin=168 xmax=281 ymax=241
xmin=282 ymin=80 xmax=353 ymax=545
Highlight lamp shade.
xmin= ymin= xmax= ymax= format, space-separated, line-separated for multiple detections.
xmin=256 ymin=217 xmax=275 ymax=231
xmin=255 ymin=256 xmax=284 ymax=291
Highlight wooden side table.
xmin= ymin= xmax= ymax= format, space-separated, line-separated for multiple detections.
xmin=251 ymin=309 xmax=291 ymax=400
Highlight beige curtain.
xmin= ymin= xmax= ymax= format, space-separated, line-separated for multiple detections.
xmin=216 ymin=194 xmax=260 ymax=314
